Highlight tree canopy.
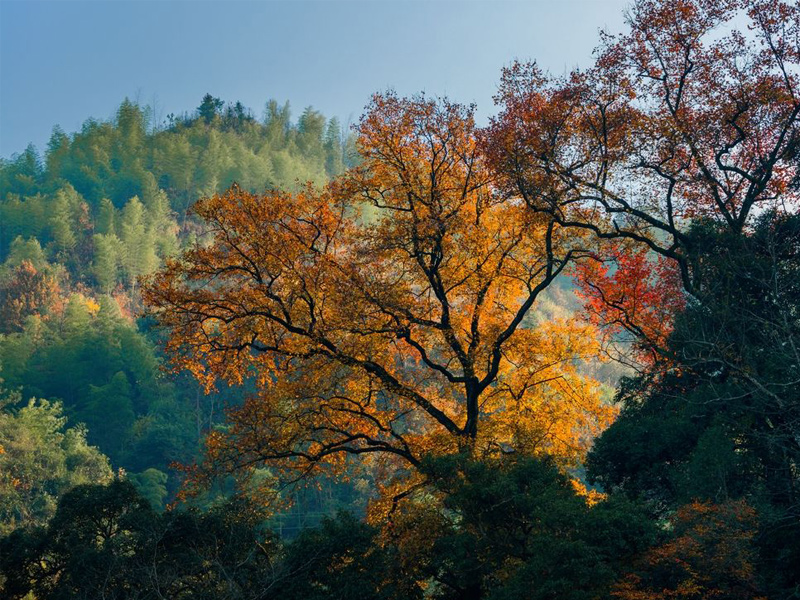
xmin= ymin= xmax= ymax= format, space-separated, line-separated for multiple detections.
xmin=143 ymin=94 xmax=612 ymax=499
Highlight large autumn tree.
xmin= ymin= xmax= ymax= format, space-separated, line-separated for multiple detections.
xmin=143 ymin=94 xmax=612 ymax=494
xmin=485 ymin=0 xmax=799 ymax=352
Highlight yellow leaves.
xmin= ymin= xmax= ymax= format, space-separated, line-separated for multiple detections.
xmin=83 ymin=296 xmax=100 ymax=317
xmin=477 ymin=317 xmax=615 ymax=467
xmin=144 ymin=95 xmax=617 ymax=508
xmin=366 ymin=471 xmax=429 ymax=526
xmin=570 ymin=478 xmax=606 ymax=506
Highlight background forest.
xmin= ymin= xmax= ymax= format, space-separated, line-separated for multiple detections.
xmin=0 ymin=95 xmax=359 ymax=519
xmin=1 ymin=0 xmax=799 ymax=599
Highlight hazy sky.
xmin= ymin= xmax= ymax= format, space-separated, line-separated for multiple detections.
xmin=0 ymin=0 xmax=629 ymax=158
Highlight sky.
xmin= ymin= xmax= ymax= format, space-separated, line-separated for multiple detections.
xmin=0 ymin=0 xmax=630 ymax=159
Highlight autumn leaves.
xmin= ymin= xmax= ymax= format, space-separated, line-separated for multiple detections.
xmin=142 ymin=90 xmax=609 ymax=494
xmin=143 ymin=0 xmax=799 ymax=508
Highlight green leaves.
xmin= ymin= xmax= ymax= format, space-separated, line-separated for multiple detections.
xmin=393 ymin=454 xmax=656 ymax=600
xmin=0 ymin=394 xmax=112 ymax=536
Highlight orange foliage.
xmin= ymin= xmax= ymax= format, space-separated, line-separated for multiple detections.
xmin=143 ymin=94 xmax=611 ymax=497
xmin=613 ymin=500 xmax=765 ymax=600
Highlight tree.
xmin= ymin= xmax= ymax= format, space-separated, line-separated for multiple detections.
xmin=0 ymin=480 xmax=278 ymax=600
xmin=0 ymin=465 xmax=657 ymax=600
xmin=119 ymin=195 xmax=158 ymax=290
xmin=296 ymin=106 xmax=326 ymax=164
xmin=143 ymin=93 xmax=611 ymax=496
xmin=0 ymin=144 xmax=42 ymax=198
xmin=483 ymin=4 xmax=799 ymax=594
xmin=45 ymin=125 xmax=70 ymax=179
xmin=0 ymin=260 xmax=61 ymax=333
xmin=84 ymin=371 xmax=136 ymax=458
xmin=128 ymin=468 xmax=168 ymax=509
xmin=484 ymin=0 xmax=799 ymax=347
xmin=48 ymin=186 xmax=79 ymax=258
xmin=388 ymin=454 xmax=656 ymax=600
xmin=277 ymin=511 xmax=407 ymax=600
xmin=0 ymin=479 xmax=156 ymax=599
xmin=586 ymin=212 xmax=800 ymax=597
xmin=324 ymin=117 xmax=345 ymax=176
xmin=95 ymin=197 xmax=116 ymax=235
xmin=263 ymin=99 xmax=291 ymax=147
xmin=91 ymin=233 xmax=121 ymax=292
xmin=3 ymin=236 xmax=48 ymax=272
xmin=0 ymin=391 xmax=112 ymax=536
xmin=612 ymin=500 xmax=764 ymax=600
xmin=198 ymin=93 xmax=224 ymax=124
xmin=2 ymin=292 xmax=195 ymax=473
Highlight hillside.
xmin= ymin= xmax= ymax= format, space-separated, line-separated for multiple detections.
xmin=0 ymin=95 xmax=355 ymax=509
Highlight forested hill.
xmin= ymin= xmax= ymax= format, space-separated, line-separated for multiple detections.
xmin=0 ymin=95 xmax=356 ymax=517
xmin=1 ymin=94 xmax=355 ymax=266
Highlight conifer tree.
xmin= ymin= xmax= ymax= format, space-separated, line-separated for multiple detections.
xmin=96 ymin=197 xmax=116 ymax=236
xmin=119 ymin=196 xmax=157 ymax=290
xmin=324 ymin=117 xmax=344 ymax=176
xmin=92 ymin=233 xmax=121 ymax=292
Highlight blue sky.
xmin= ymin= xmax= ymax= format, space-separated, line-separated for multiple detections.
xmin=0 ymin=0 xmax=629 ymax=158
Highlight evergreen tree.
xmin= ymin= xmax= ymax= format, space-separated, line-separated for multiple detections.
xmin=91 ymin=233 xmax=120 ymax=292
xmin=119 ymin=196 xmax=157 ymax=290
xmin=198 ymin=93 xmax=224 ymax=124
xmin=324 ymin=117 xmax=344 ymax=176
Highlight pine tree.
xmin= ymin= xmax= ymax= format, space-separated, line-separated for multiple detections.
xmin=119 ymin=196 xmax=157 ymax=290
xmin=92 ymin=233 xmax=121 ymax=292
xmin=96 ymin=198 xmax=116 ymax=236
xmin=324 ymin=117 xmax=344 ymax=176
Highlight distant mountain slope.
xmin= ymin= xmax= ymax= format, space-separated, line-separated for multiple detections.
xmin=0 ymin=96 xmax=355 ymax=504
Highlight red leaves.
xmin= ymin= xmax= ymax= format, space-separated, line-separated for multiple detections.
xmin=481 ymin=0 xmax=799 ymax=370
xmin=575 ymin=243 xmax=685 ymax=362
xmin=485 ymin=0 xmax=799 ymax=290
